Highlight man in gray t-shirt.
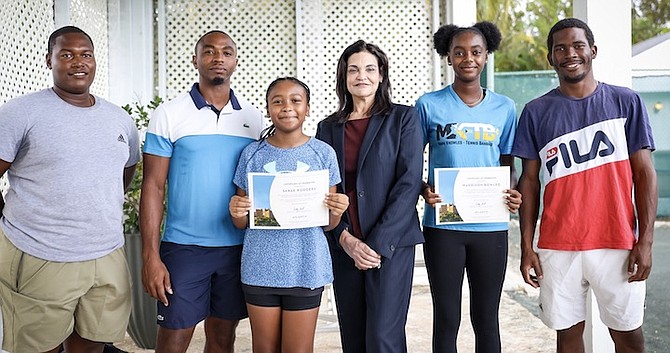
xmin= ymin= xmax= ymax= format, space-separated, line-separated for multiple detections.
xmin=0 ymin=26 xmax=140 ymax=353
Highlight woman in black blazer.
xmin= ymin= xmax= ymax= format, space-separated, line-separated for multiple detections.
xmin=315 ymin=40 xmax=424 ymax=353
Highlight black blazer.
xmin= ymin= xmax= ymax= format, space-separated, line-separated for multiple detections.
xmin=316 ymin=104 xmax=424 ymax=259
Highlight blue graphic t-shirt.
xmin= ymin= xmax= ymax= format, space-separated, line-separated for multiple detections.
xmin=416 ymin=85 xmax=517 ymax=232
xmin=233 ymin=137 xmax=340 ymax=289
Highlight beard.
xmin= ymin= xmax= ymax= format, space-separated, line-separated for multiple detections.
xmin=211 ymin=76 xmax=226 ymax=86
xmin=561 ymin=71 xmax=588 ymax=84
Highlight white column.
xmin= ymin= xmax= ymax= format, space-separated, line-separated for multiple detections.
xmin=53 ymin=0 xmax=70 ymax=28
xmin=442 ymin=0 xmax=477 ymax=85
xmin=574 ymin=0 xmax=632 ymax=88
xmin=157 ymin=0 xmax=167 ymax=100
xmin=107 ymin=0 xmax=155 ymax=106
xmin=431 ymin=0 xmax=441 ymax=90
xmin=573 ymin=3 xmax=631 ymax=352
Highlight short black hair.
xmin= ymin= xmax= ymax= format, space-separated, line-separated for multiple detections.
xmin=547 ymin=18 xmax=595 ymax=51
xmin=194 ymin=30 xmax=237 ymax=54
xmin=433 ymin=21 xmax=502 ymax=57
xmin=48 ymin=26 xmax=93 ymax=54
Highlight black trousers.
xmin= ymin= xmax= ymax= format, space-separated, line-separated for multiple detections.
xmin=330 ymin=243 xmax=416 ymax=353
xmin=423 ymin=227 xmax=508 ymax=353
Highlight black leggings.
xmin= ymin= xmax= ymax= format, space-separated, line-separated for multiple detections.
xmin=423 ymin=227 xmax=508 ymax=353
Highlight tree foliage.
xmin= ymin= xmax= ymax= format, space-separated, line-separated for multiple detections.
xmin=477 ymin=0 xmax=572 ymax=71
xmin=632 ymin=0 xmax=670 ymax=44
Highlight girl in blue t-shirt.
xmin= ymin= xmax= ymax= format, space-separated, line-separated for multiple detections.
xmin=229 ymin=77 xmax=348 ymax=353
xmin=415 ymin=22 xmax=522 ymax=353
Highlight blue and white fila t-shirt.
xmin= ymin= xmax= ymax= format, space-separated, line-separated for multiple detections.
xmin=144 ymin=84 xmax=265 ymax=246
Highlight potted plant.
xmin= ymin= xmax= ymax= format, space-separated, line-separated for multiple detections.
xmin=122 ymin=96 xmax=162 ymax=349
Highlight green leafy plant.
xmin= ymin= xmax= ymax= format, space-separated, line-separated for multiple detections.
xmin=122 ymin=96 xmax=163 ymax=233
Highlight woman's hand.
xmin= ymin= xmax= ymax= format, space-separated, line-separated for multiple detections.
xmin=339 ymin=230 xmax=382 ymax=270
xmin=504 ymin=189 xmax=522 ymax=213
xmin=422 ymin=183 xmax=442 ymax=207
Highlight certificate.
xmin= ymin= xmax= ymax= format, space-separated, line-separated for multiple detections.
xmin=434 ymin=167 xmax=510 ymax=225
xmin=248 ymin=169 xmax=329 ymax=229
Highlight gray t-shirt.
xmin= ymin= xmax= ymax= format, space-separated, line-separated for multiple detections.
xmin=0 ymin=88 xmax=140 ymax=261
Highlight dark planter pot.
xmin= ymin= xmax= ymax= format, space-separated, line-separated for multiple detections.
xmin=124 ymin=232 xmax=157 ymax=349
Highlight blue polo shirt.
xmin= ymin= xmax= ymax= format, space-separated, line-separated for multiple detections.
xmin=144 ymin=84 xmax=265 ymax=246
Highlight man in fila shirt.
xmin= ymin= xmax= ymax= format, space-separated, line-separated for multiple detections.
xmin=513 ymin=18 xmax=657 ymax=353
xmin=140 ymin=30 xmax=264 ymax=353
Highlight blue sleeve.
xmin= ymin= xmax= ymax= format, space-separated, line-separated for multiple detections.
xmin=511 ymin=106 xmax=539 ymax=160
xmin=326 ymin=145 xmax=341 ymax=186
xmin=625 ymin=91 xmax=655 ymax=154
xmin=415 ymin=95 xmax=431 ymax=147
xmin=233 ymin=144 xmax=253 ymax=191
xmin=499 ymin=100 xmax=517 ymax=155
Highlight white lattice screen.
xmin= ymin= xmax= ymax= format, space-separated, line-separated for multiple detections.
xmin=0 ymin=0 xmax=110 ymax=195
xmin=161 ymin=0 xmax=435 ymax=135
xmin=70 ymin=0 xmax=110 ymax=98
xmin=161 ymin=0 xmax=435 ymax=216
xmin=1 ymin=0 xmax=436 ymax=211
xmin=0 ymin=0 xmax=53 ymax=106
xmin=163 ymin=0 xmax=297 ymax=118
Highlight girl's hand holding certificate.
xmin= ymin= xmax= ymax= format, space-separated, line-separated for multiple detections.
xmin=324 ymin=192 xmax=349 ymax=217
xmin=504 ymin=189 xmax=522 ymax=213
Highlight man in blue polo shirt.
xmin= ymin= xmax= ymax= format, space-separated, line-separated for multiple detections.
xmin=140 ymin=30 xmax=264 ymax=353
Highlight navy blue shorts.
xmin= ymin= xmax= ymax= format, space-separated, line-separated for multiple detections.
xmin=242 ymin=284 xmax=324 ymax=311
xmin=157 ymin=242 xmax=247 ymax=329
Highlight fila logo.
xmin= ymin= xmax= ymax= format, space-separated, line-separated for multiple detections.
xmin=545 ymin=130 xmax=615 ymax=176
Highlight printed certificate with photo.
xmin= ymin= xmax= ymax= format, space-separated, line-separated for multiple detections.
xmin=434 ymin=166 xmax=510 ymax=225
xmin=248 ymin=169 xmax=329 ymax=229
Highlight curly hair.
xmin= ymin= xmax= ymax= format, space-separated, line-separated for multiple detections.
xmin=433 ymin=21 xmax=502 ymax=57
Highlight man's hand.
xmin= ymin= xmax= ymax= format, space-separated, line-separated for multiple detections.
xmin=520 ymin=248 xmax=543 ymax=288
xmin=142 ymin=255 xmax=173 ymax=306
xmin=628 ymin=241 xmax=652 ymax=282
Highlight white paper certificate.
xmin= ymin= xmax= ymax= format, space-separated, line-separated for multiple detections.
xmin=434 ymin=166 xmax=510 ymax=225
xmin=248 ymin=169 xmax=329 ymax=229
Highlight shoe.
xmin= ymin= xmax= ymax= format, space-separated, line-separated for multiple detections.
xmin=103 ymin=344 xmax=130 ymax=353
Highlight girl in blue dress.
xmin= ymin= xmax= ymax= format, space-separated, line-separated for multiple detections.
xmin=229 ymin=77 xmax=349 ymax=353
